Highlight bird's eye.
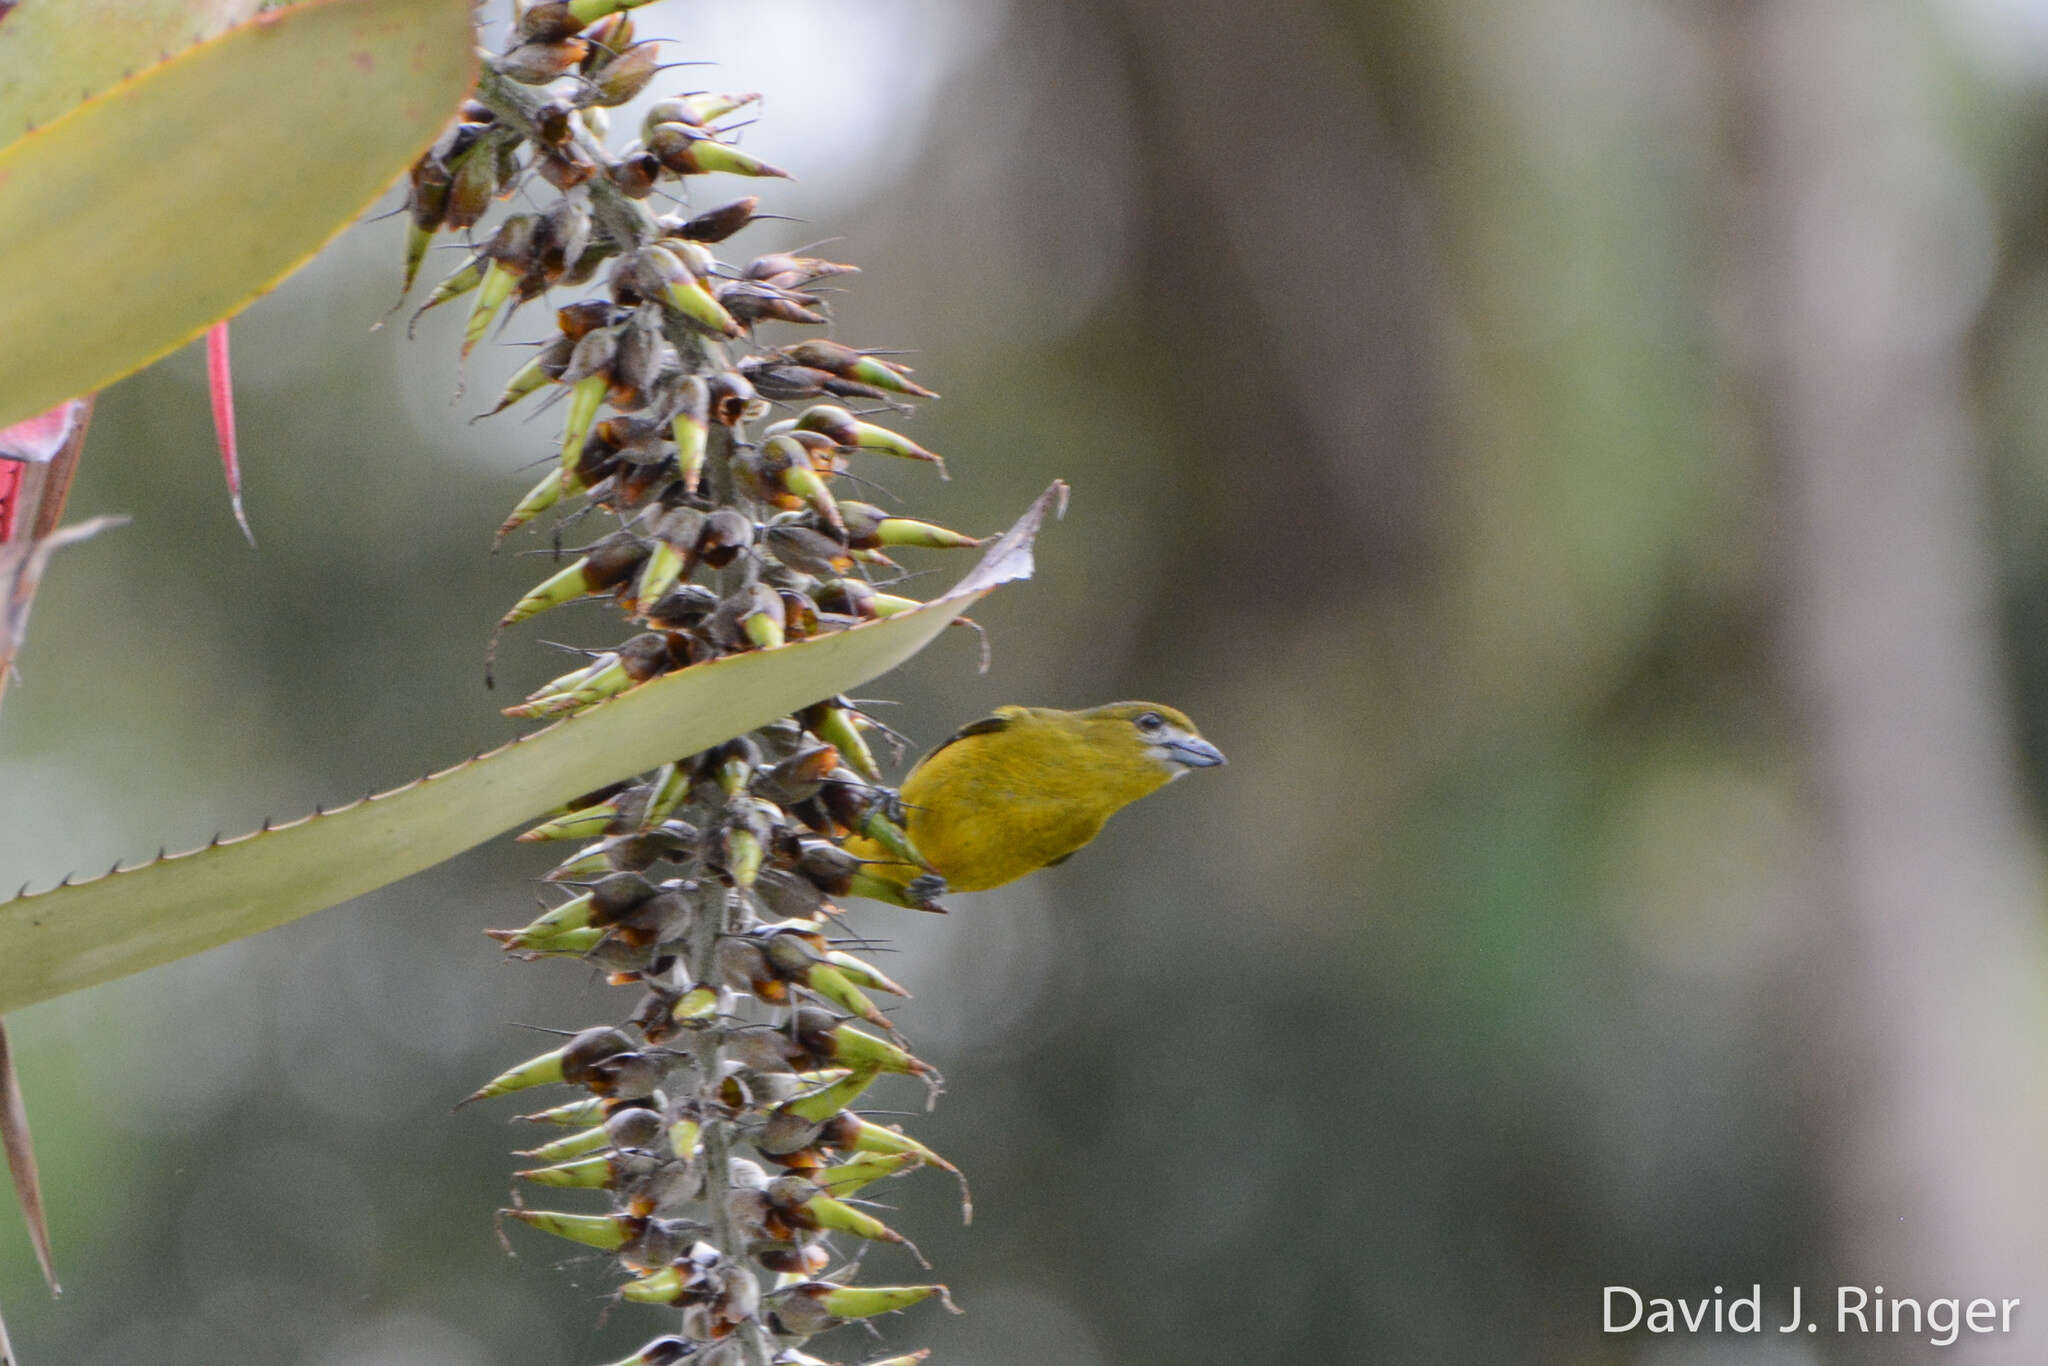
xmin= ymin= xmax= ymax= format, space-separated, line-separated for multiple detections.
xmin=1135 ymin=712 xmax=1164 ymax=734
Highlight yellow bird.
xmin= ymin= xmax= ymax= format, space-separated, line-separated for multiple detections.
xmin=851 ymin=702 xmax=1225 ymax=898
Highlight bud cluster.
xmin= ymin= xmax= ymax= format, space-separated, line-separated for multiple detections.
xmin=399 ymin=7 xmax=979 ymax=1363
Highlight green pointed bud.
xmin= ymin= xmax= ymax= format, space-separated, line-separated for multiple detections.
xmin=823 ymin=950 xmax=910 ymax=998
xmin=829 ymin=1024 xmax=934 ymax=1077
xmin=619 ymin=1265 xmax=687 ymax=1305
xmin=559 ymin=372 xmax=611 ymax=473
xmin=764 ymin=436 xmax=844 ymax=532
xmin=505 ymin=658 xmax=632 ymax=718
xmin=517 ymin=1122 xmax=610 ymax=1162
xmin=516 ymin=1151 xmax=616 ymax=1188
xmin=666 ymin=271 xmax=741 ymax=338
xmin=499 ymin=534 xmax=647 ymax=627
xmin=667 ymin=1115 xmax=701 ymax=1161
xmin=631 ymin=507 xmax=705 ymax=610
xmin=838 ymin=869 xmax=935 ymax=911
xmin=811 ymin=704 xmax=879 ymax=781
xmin=489 ymin=924 xmax=605 ymax=956
xmin=792 ymin=405 xmax=945 ymax=472
xmin=745 ymin=252 xmax=859 ymax=285
xmin=846 ymin=423 xmax=946 ymax=472
xmin=645 ymin=764 xmax=691 ymax=825
xmin=487 ymin=339 xmax=570 ymax=416
xmin=741 ymin=607 xmax=785 ymax=652
xmin=462 ymin=260 xmax=519 ymax=358
xmin=510 ymin=889 xmax=598 ymax=938
xmin=630 ymin=540 xmax=688 ymax=614
xmin=722 ymin=825 xmax=765 ymax=887
xmin=503 ymin=655 xmax=606 ymax=716
xmin=766 ymin=1282 xmax=947 ymax=1336
xmin=780 ymin=1066 xmax=881 ymax=1124
xmin=818 ymin=1282 xmax=945 ymax=1318
xmin=649 ymin=125 xmax=790 ymax=179
xmin=415 ymin=254 xmax=486 ymax=320
xmin=517 ymin=797 xmax=623 ymax=843
xmin=401 ymin=222 xmax=435 ymax=299
xmin=835 ymin=1115 xmax=959 ymax=1174
xmin=625 ymin=245 xmax=739 ymax=337
xmin=800 ymin=963 xmax=889 ymax=1030
xmin=518 ymin=1095 xmax=609 ymax=1126
xmin=503 ymin=1207 xmax=633 ymax=1251
xmin=857 ymin=809 xmax=924 ymax=869
xmin=785 ymin=341 xmax=937 ymax=398
xmin=873 ymin=516 xmax=984 ymax=550
xmin=849 ymin=355 xmax=935 ymax=398
xmin=518 ymin=633 xmax=675 ymax=717
xmin=670 ymin=987 xmax=719 ymax=1027
xmin=671 ymin=376 xmax=711 ymax=494
xmin=676 ymin=91 xmax=761 ymax=125
xmin=796 ymin=1190 xmax=910 ymax=1247
xmin=495 ymin=469 xmax=572 ymax=543
xmin=811 ymin=1152 xmax=920 ymax=1197
xmin=462 ymin=1042 xmax=571 ymax=1105
xmin=540 ymin=843 xmax=614 ymax=882
xmin=869 ymin=592 xmax=926 ymax=618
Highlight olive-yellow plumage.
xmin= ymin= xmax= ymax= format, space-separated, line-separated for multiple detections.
xmin=854 ymin=702 xmax=1224 ymax=896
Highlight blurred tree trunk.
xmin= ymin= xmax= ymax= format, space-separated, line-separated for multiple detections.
xmin=1723 ymin=1 xmax=2048 ymax=1354
xmin=1097 ymin=0 xmax=1437 ymax=583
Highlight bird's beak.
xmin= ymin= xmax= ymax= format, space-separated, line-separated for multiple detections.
xmin=1165 ymin=737 xmax=1226 ymax=769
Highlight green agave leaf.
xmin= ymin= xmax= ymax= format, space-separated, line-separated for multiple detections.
xmin=0 ymin=0 xmax=265 ymax=136
xmin=0 ymin=485 xmax=1064 ymax=1016
xmin=0 ymin=0 xmax=477 ymax=429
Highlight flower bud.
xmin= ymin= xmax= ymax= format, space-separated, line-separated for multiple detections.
xmin=782 ymin=340 xmax=937 ymax=399
xmin=762 ymin=1282 xmax=947 ymax=1337
xmin=667 ymin=197 xmax=760 ymax=243
xmin=806 ymin=703 xmax=880 ymax=781
xmin=499 ymin=530 xmax=648 ymax=627
xmin=666 ymin=375 xmax=710 ymax=494
xmin=487 ymin=334 xmax=575 ymax=415
xmin=809 ymin=1152 xmax=920 ymax=1197
xmin=587 ymin=39 xmax=664 ymax=106
xmin=686 ymin=374 xmax=750 ymax=431
xmin=631 ymin=506 xmax=706 ymax=609
xmin=445 ymin=140 xmax=500 ymax=230
xmin=610 ymin=148 xmax=663 ymax=198
xmin=462 ymin=1025 xmax=632 ymax=1106
xmin=498 ymin=37 xmax=591 ymax=85
xmin=646 ymin=123 xmax=790 ymax=179
xmin=716 ymin=279 xmax=829 ymax=328
xmin=790 ymin=404 xmax=945 ymax=472
xmin=695 ymin=508 xmax=755 ymax=567
xmin=516 ymin=1121 xmax=610 ymax=1163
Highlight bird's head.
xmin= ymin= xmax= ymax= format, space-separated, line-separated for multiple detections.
xmin=1077 ymin=701 xmax=1226 ymax=780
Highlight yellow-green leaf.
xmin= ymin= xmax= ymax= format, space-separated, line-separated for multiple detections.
xmin=0 ymin=0 xmax=478 ymax=429
xmin=0 ymin=486 xmax=1063 ymax=1016
xmin=0 ymin=0 xmax=266 ymax=136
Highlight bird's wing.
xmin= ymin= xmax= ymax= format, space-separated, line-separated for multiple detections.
xmin=916 ymin=708 xmax=1020 ymax=765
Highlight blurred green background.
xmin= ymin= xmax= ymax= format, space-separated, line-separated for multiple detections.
xmin=9 ymin=0 xmax=2048 ymax=1362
